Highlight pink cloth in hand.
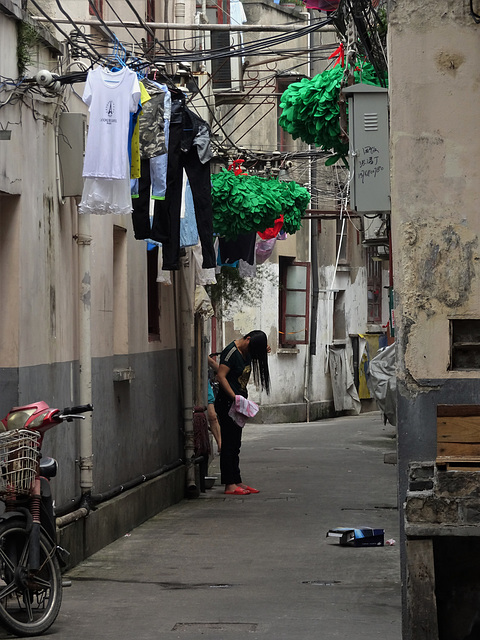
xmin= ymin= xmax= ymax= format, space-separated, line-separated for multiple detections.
xmin=228 ymin=395 xmax=259 ymax=428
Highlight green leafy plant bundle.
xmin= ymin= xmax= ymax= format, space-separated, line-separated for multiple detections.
xmin=278 ymin=62 xmax=386 ymax=164
xmin=211 ymin=169 xmax=310 ymax=240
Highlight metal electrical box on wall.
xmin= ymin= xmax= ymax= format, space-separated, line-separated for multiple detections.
xmin=343 ymin=84 xmax=390 ymax=213
xmin=58 ymin=112 xmax=86 ymax=198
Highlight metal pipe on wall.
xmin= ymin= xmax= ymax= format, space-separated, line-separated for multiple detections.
xmin=303 ymin=10 xmax=316 ymax=423
xmin=76 ymin=215 xmax=94 ymax=494
xmin=56 ymin=507 xmax=89 ymax=529
xmin=174 ymin=0 xmax=197 ymax=498
xmin=175 ymin=0 xmax=186 ymax=44
xmin=195 ymin=313 xmax=203 ymax=407
xmin=179 ymin=253 xmax=198 ymax=497
xmin=33 ymin=18 xmax=334 ymax=33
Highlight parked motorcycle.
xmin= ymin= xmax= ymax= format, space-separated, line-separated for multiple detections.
xmin=0 ymin=401 xmax=93 ymax=637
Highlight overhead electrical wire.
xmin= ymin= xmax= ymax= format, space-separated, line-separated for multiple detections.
xmin=150 ymin=19 xmax=331 ymax=65
xmin=11 ymin=0 xmax=343 ymax=169
xmin=85 ymin=0 xmax=116 ymax=41
xmin=25 ymin=0 xmax=335 ymax=103
xmin=101 ymin=0 xmax=148 ymax=56
xmin=28 ymin=0 xmax=332 ymax=70
xmin=28 ymin=0 xmax=102 ymax=67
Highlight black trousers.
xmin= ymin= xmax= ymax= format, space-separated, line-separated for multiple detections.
xmin=215 ymin=393 xmax=243 ymax=486
xmin=160 ymin=122 xmax=216 ymax=271
xmin=131 ymin=159 xmax=169 ymax=244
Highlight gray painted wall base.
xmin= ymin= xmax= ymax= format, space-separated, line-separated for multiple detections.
xmin=254 ymin=401 xmax=335 ymax=424
xmin=254 ymin=400 xmax=377 ymax=424
xmin=57 ymin=466 xmax=185 ymax=569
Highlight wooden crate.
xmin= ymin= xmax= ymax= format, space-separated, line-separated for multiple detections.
xmin=437 ymin=405 xmax=480 ymax=470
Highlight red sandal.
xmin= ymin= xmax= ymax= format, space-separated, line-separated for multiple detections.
xmin=242 ymin=485 xmax=259 ymax=494
xmin=224 ymin=487 xmax=250 ymax=495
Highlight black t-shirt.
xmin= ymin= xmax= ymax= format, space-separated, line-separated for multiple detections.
xmin=220 ymin=341 xmax=251 ymax=398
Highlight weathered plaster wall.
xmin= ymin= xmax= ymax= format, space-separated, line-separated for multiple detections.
xmin=388 ymin=2 xmax=480 ymax=637
xmin=389 ymin=0 xmax=480 ymax=524
xmin=0 ymin=5 xmax=185 ymax=534
xmin=389 ymin=0 xmax=480 ymax=384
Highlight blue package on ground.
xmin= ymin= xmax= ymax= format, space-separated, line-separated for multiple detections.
xmin=326 ymin=527 xmax=385 ymax=547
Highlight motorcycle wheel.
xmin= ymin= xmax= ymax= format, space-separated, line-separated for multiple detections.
xmin=0 ymin=518 xmax=62 ymax=637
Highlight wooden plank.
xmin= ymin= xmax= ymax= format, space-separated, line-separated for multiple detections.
xmin=437 ymin=405 xmax=480 ymax=417
xmin=406 ymin=538 xmax=439 ymax=640
xmin=437 ymin=442 xmax=480 ymax=458
xmin=444 ymin=463 xmax=480 ymax=471
xmin=437 ymin=416 xmax=480 ymax=442
xmin=437 ymin=455 xmax=480 ymax=470
xmin=437 ymin=454 xmax=480 ymax=462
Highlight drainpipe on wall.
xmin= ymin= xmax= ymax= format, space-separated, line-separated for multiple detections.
xmin=53 ymin=99 xmax=66 ymax=208
xmin=179 ymin=252 xmax=198 ymax=497
xmin=175 ymin=1 xmax=186 ymax=50
xmin=305 ymin=215 xmax=320 ymax=423
xmin=307 ymin=14 xmax=318 ymax=360
xmin=303 ymin=338 xmax=311 ymax=422
xmin=174 ymin=0 xmax=197 ymax=498
xmin=302 ymin=11 xmax=314 ymax=423
xmin=302 ymin=216 xmax=314 ymax=423
xmin=76 ymin=214 xmax=94 ymax=497
xmin=309 ymin=192 xmax=319 ymax=358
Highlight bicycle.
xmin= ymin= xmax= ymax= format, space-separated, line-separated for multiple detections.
xmin=0 ymin=401 xmax=93 ymax=637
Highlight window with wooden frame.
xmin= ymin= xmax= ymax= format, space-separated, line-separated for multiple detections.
xmin=89 ymin=0 xmax=103 ymax=18
xmin=279 ymin=257 xmax=310 ymax=346
xmin=365 ymin=246 xmax=382 ymax=324
xmin=196 ymin=0 xmax=231 ymax=23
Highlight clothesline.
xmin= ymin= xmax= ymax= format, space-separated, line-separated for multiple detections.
xmin=77 ymin=63 xmax=294 ymax=278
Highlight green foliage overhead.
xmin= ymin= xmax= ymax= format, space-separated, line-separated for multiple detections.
xmin=211 ymin=170 xmax=310 ymax=240
xmin=278 ymin=62 xmax=387 ymax=163
xmin=17 ymin=22 xmax=41 ymax=76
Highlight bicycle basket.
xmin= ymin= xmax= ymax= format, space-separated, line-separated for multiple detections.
xmin=0 ymin=429 xmax=40 ymax=496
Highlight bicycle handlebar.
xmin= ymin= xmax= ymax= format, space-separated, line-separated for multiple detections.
xmin=57 ymin=404 xmax=93 ymax=422
xmin=61 ymin=404 xmax=93 ymax=415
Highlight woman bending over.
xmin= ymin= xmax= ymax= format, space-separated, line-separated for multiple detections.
xmin=215 ymin=330 xmax=270 ymax=495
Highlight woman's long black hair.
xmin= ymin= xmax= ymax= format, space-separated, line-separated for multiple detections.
xmin=245 ymin=330 xmax=271 ymax=394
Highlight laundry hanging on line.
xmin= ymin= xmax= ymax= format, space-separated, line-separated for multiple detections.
xmin=133 ymin=87 xmax=216 ymax=271
xmin=77 ymin=64 xmax=217 ymax=273
xmin=78 ymin=65 xmax=141 ymax=215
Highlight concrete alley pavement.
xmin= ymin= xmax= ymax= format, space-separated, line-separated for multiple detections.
xmin=24 ymin=412 xmax=402 ymax=639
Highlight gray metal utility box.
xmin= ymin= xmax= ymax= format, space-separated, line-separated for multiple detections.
xmin=58 ymin=112 xmax=86 ymax=198
xmin=343 ymin=84 xmax=390 ymax=213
